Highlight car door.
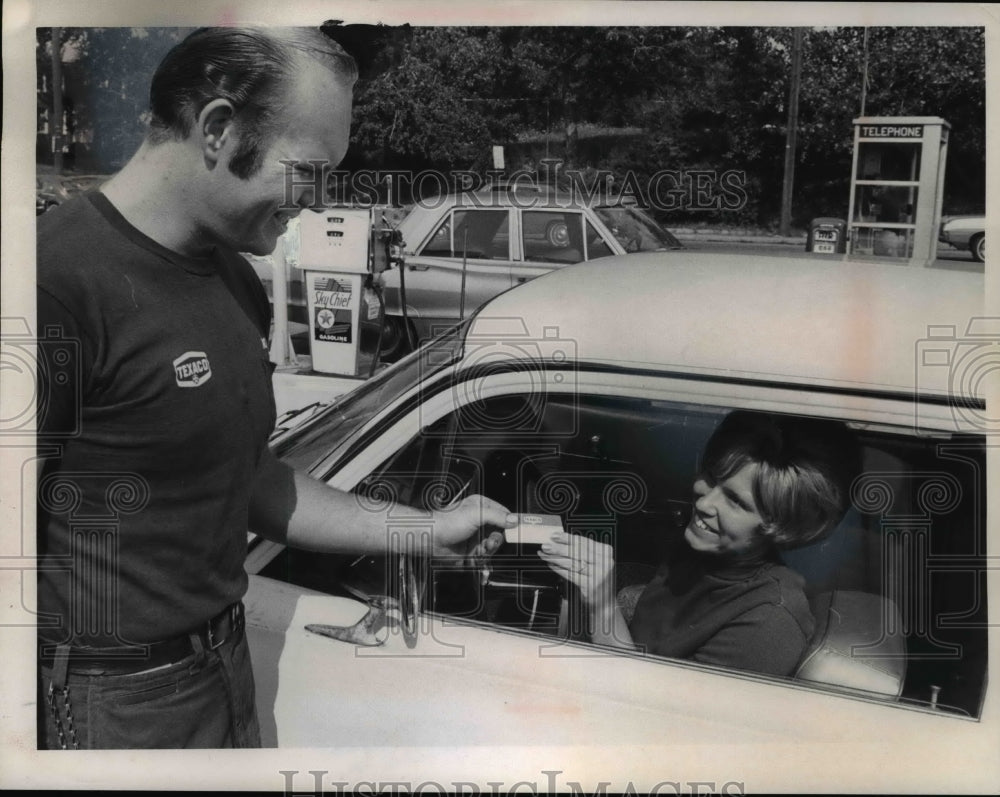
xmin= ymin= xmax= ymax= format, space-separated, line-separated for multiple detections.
xmin=246 ymin=364 xmax=988 ymax=753
xmin=394 ymin=207 xmax=514 ymax=327
xmin=510 ymin=209 xmax=616 ymax=288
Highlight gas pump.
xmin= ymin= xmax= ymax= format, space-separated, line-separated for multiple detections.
xmin=298 ymin=207 xmax=402 ymax=376
xmin=847 ymin=116 xmax=949 ymax=267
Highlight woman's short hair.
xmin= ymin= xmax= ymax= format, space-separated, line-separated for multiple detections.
xmin=701 ymin=411 xmax=860 ymax=549
xmin=147 ymin=27 xmax=358 ymax=179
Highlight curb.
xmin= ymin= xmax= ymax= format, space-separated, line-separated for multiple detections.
xmin=673 ymin=231 xmax=807 ymax=246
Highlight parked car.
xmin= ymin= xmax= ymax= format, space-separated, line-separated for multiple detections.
xmin=243 ymin=252 xmax=992 ymax=789
xmin=376 ymin=186 xmax=684 ymax=358
xmin=35 ymin=169 xmax=108 ymax=215
xmin=939 ymin=215 xmax=985 ymax=262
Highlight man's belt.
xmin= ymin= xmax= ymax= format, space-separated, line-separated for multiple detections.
xmin=39 ymin=602 xmax=245 ymax=675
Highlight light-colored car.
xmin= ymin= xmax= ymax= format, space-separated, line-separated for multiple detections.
xmin=939 ymin=215 xmax=985 ymax=262
xmin=377 ymin=186 xmax=683 ymax=358
xmin=243 ymin=253 xmax=993 ymax=789
xmin=35 ymin=169 xmax=109 ymax=215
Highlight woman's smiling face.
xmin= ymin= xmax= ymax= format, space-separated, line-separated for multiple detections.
xmin=684 ymin=463 xmax=768 ymax=556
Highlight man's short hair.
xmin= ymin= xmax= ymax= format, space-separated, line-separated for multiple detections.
xmin=700 ymin=411 xmax=860 ymax=549
xmin=147 ymin=27 xmax=357 ymax=179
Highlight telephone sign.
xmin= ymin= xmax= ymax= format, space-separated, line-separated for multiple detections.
xmin=858 ymin=124 xmax=924 ymax=139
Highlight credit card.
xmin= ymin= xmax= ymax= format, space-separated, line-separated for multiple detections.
xmin=504 ymin=513 xmax=563 ymax=545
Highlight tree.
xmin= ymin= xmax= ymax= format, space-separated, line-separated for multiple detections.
xmin=38 ymin=24 xmax=985 ymax=223
xmin=349 ymin=27 xmax=522 ymax=176
xmin=794 ymin=27 xmax=985 ymax=219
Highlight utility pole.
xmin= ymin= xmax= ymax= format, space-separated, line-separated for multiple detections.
xmin=51 ymin=27 xmax=64 ymax=174
xmin=859 ymin=27 xmax=870 ymax=116
xmin=779 ymin=27 xmax=803 ymax=237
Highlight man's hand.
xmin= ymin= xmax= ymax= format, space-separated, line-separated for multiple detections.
xmin=430 ymin=494 xmax=515 ymax=567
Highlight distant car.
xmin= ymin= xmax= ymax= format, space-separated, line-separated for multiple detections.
xmin=377 ymin=186 xmax=684 ymax=358
xmin=35 ymin=170 xmax=109 ymax=215
xmin=939 ymin=215 xmax=985 ymax=262
xmin=244 ymin=252 xmax=991 ymax=778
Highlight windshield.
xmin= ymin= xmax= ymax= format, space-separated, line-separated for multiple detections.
xmin=271 ymin=322 xmax=468 ymax=472
xmin=595 ymin=206 xmax=682 ymax=252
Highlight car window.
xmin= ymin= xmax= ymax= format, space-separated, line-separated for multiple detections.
xmin=261 ymin=389 xmax=988 ymax=719
xmin=522 ymin=211 xmax=585 ymax=264
xmin=585 ymin=219 xmax=614 ymax=259
xmin=595 ymin=206 xmax=682 ymax=252
xmin=420 ymin=209 xmax=510 ymax=260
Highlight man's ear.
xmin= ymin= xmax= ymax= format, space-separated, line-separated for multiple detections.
xmin=197 ymin=98 xmax=237 ymax=167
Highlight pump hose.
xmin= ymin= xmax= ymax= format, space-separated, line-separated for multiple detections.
xmin=396 ymin=254 xmax=417 ymax=353
xmin=369 ymin=281 xmax=386 ymax=378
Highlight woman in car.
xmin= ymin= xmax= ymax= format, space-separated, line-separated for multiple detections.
xmin=538 ymin=410 xmax=858 ymax=677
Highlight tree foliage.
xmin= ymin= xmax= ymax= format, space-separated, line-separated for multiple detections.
xmin=38 ymin=25 xmax=985 ymax=226
xmin=350 ymin=28 xmax=521 ymax=170
xmin=341 ymin=24 xmax=985 ymax=224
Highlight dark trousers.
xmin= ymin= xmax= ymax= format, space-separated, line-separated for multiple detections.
xmin=38 ymin=629 xmax=260 ymax=749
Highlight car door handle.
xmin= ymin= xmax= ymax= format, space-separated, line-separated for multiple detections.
xmin=409 ymin=264 xmax=430 ymax=271
xmin=516 ymin=277 xmax=528 ymax=283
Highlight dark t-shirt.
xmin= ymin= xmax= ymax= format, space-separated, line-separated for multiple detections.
xmin=628 ymin=542 xmax=815 ymax=677
xmin=36 ymin=192 xmax=276 ymax=647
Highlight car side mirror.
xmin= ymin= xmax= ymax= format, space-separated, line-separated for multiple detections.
xmin=305 ymin=555 xmax=422 ymax=647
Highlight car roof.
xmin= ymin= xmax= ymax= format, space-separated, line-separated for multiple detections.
xmin=462 ymin=252 xmax=987 ymax=402
xmin=396 ymin=186 xmax=629 ymax=251
xmin=943 ymin=216 xmax=985 ymax=228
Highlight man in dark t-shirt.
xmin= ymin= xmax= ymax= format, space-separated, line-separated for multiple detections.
xmin=36 ymin=27 xmax=513 ymax=750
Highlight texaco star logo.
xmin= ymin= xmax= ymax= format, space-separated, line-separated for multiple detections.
xmin=317 ymin=309 xmax=335 ymax=329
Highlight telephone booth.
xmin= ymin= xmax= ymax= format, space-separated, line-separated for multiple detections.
xmin=847 ymin=116 xmax=949 ymax=267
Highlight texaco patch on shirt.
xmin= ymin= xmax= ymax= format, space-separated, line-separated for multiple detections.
xmin=172 ymin=351 xmax=213 ymax=388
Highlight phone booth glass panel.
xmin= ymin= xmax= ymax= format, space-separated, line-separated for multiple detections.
xmin=855 ymin=142 xmax=922 ymax=182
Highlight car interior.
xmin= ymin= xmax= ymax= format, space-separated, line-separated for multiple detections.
xmin=259 ymin=391 xmax=988 ymax=719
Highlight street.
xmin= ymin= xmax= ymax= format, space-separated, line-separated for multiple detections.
xmin=682 ymin=238 xmax=984 ymax=272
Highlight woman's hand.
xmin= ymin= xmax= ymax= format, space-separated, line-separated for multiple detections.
xmin=538 ymin=532 xmax=636 ymax=650
xmin=537 ymin=532 xmax=616 ymax=607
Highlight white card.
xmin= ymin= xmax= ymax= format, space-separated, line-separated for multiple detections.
xmin=504 ymin=513 xmax=563 ymax=545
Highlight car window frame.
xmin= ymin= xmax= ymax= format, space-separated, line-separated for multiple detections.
xmin=255 ymin=364 xmax=987 ymax=721
xmin=313 ymin=364 xmax=980 ymax=500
